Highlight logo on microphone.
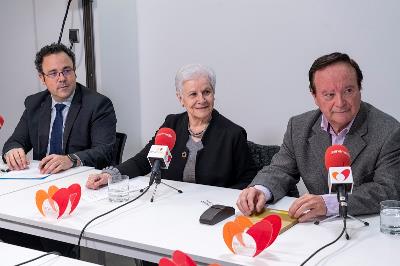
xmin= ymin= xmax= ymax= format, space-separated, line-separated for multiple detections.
xmin=328 ymin=166 xmax=354 ymax=194
xmin=148 ymin=145 xmax=172 ymax=169
xmin=329 ymin=149 xmax=350 ymax=158
xmin=158 ymin=132 xmax=173 ymax=138
xmin=165 ymin=151 xmax=172 ymax=163
xmin=331 ymin=169 xmax=351 ymax=181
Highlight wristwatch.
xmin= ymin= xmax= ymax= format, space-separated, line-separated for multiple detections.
xmin=67 ymin=154 xmax=79 ymax=168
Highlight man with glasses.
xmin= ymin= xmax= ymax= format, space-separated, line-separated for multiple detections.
xmin=2 ymin=43 xmax=117 ymax=173
xmin=1 ymin=43 xmax=117 ymax=256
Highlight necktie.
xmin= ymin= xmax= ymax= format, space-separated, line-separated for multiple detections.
xmin=49 ymin=103 xmax=66 ymax=155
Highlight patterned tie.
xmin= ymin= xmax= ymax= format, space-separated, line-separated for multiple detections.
xmin=49 ymin=103 xmax=66 ymax=155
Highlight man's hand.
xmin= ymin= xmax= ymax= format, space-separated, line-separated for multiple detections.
xmin=236 ymin=187 xmax=267 ymax=216
xmin=5 ymin=148 xmax=29 ymax=170
xmin=288 ymin=194 xmax=327 ymax=222
xmin=39 ymin=154 xmax=73 ymax=174
xmin=86 ymin=173 xmax=110 ymax=189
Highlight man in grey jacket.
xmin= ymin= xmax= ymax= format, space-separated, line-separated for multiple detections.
xmin=237 ymin=52 xmax=400 ymax=222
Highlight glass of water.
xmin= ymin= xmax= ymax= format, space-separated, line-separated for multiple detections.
xmin=380 ymin=200 xmax=400 ymax=235
xmin=108 ymin=174 xmax=129 ymax=202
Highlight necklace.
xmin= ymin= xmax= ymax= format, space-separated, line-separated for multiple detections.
xmin=188 ymin=124 xmax=209 ymax=138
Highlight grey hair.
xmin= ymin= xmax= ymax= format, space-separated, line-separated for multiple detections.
xmin=175 ymin=64 xmax=216 ymax=95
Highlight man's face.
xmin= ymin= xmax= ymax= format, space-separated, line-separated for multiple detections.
xmin=312 ymin=62 xmax=361 ymax=133
xmin=39 ymin=52 xmax=76 ymax=102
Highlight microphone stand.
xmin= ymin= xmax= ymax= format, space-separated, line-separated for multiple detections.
xmin=314 ymin=186 xmax=369 ymax=240
xmin=140 ymin=160 xmax=183 ymax=202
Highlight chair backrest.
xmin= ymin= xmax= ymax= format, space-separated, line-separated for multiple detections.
xmin=247 ymin=141 xmax=280 ymax=171
xmin=247 ymin=141 xmax=299 ymax=197
xmin=112 ymin=132 xmax=127 ymax=165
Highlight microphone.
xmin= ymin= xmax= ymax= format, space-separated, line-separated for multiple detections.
xmin=325 ymin=145 xmax=354 ymax=217
xmin=147 ymin=128 xmax=176 ymax=186
xmin=0 ymin=115 xmax=4 ymax=129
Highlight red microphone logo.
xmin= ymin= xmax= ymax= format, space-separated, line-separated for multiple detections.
xmin=325 ymin=144 xmax=354 ymax=194
xmin=147 ymin=128 xmax=177 ymax=170
xmin=331 ymin=169 xmax=351 ymax=181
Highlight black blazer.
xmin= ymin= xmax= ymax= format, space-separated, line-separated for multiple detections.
xmin=117 ymin=110 xmax=257 ymax=189
xmin=2 ymin=83 xmax=117 ymax=169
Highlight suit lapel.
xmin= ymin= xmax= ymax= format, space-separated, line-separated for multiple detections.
xmin=309 ymin=116 xmax=331 ymax=164
xmin=63 ymin=86 xmax=82 ymax=152
xmin=344 ymin=102 xmax=368 ymax=165
xmin=38 ymin=95 xmax=52 ymax=158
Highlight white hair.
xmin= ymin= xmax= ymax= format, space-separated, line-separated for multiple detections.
xmin=175 ymin=64 xmax=216 ymax=95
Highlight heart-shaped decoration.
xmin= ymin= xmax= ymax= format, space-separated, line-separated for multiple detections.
xmin=341 ymin=169 xmax=350 ymax=178
xmin=159 ymin=250 xmax=220 ymax=266
xmin=35 ymin=183 xmax=81 ymax=219
xmin=223 ymin=215 xmax=282 ymax=257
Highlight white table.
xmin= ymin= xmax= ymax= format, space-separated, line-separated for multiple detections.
xmin=0 ymin=242 xmax=99 ymax=266
xmin=0 ymin=161 xmax=93 ymax=196
xmin=0 ymin=169 xmax=398 ymax=266
xmin=82 ymin=178 xmax=399 ymax=266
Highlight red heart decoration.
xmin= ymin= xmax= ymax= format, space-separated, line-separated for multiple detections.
xmin=246 ymin=218 xmax=273 ymax=256
xmin=263 ymin=214 xmax=282 ymax=246
xmin=159 ymin=250 xmax=221 ymax=266
xmin=68 ymin=183 xmax=81 ymax=215
xmin=341 ymin=169 xmax=350 ymax=179
xmin=51 ymin=188 xmax=70 ymax=218
xmin=172 ymin=250 xmax=196 ymax=266
xmin=159 ymin=258 xmax=177 ymax=266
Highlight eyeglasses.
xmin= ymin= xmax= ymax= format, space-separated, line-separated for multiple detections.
xmin=43 ymin=68 xmax=74 ymax=79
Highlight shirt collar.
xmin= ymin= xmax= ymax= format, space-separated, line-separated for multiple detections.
xmin=320 ymin=114 xmax=355 ymax=136
xmin=51 ymin=89 xmax=75 ymax=109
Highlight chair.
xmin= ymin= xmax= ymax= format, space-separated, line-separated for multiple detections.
xmin=247 ymin=141 xmax=299 ymax=197
xmin=247 ymin=141 xmax=280 ymax=170
xmin=112 ymin=132 xmax=127 ymax=165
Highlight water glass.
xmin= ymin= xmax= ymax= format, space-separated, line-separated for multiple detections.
xmin=380 ymin=200 xmax=400 ymax=235
xmin=108 ymin=174 xmax=129 ymax=202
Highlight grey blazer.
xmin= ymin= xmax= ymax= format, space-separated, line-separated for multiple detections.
xmin=251 ymin=102 xmax=400 ymax=215
xmin=2 ymin=83 xmax=117 ymax=169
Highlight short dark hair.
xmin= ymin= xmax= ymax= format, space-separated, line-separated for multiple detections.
xmin=34 ymin=43 xmax=76 ymax=74
xmin=308 ymin=52 xmax=363 ymax=94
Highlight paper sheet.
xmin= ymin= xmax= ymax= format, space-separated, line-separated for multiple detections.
xmin=0 ymin=161 xmax=50 ymax=180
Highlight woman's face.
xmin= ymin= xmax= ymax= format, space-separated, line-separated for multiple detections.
xmin=178 ymin=76 xmax=215 ymax=123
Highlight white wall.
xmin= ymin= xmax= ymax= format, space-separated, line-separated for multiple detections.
xmin=94 ymin=0 xmax=141 ymax=161
xmin=135 ymin=0 xmax=400 ymax=147
xmin=0 ymin=0 xmax=37 ymax=150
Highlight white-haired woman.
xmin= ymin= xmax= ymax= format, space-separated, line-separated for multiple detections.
xmin=87 ymin=64 xmax=256 ymax=189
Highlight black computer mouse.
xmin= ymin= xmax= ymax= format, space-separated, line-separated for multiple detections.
xmin=199 ymin=204 xmax=235 ymax=225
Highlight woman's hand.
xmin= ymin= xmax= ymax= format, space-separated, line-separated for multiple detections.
xmin=86 ymin=172 xmax=111 ymax=189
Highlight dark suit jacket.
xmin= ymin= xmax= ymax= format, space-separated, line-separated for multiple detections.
xmin=117 ymin=110 xmax=257 ymax=189
xmin=251 ymin=102 xmax=400 ymax=215
xmin=2 ymin=83 xmax=117 ymax=169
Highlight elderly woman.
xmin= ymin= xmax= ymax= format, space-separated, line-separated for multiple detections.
xmin=86 ymin=64 xmax=256 ymax=190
